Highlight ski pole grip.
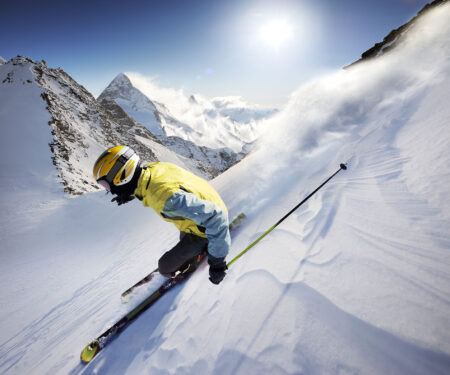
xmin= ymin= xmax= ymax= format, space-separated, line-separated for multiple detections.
xmin=340 ymin=163 xmax=347 ymax=170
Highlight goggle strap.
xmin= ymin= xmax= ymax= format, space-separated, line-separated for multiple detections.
xmin=105 ymin=148 xmax=135 ymax=184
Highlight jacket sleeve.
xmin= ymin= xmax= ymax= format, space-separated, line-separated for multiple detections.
xmin=162 ymin=191 xmax=231 ymax=259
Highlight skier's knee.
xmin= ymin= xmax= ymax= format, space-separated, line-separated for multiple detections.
xmin=158 ymin=254 xmax=175 ymax=277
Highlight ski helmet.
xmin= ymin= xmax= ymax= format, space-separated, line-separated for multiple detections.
xmin=93 ymin=146 xmax=140 ymax=192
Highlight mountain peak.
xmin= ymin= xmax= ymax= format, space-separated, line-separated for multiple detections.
xmin=189 ymin=95 xmax=198 ymax=104
xmin=0 ymin=56 xmax=6 ymax=65
xmin=98 ymin=72 xmax=167 ymax=136
xmin=112 ymin=72 xmax=132 ymax=85
xmin=98 ymin=72 xmax=145 ymax=104
xmin=101 ymin=72 xmax=134 ymax=95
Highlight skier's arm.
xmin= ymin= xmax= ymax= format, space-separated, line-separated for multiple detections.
xmin=162 ymin=191 xmax=231 ymax=259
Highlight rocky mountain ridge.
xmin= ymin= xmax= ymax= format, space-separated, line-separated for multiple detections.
xmin=0 ymin=56 xmax=218 ymax=195
xmin=347 ymin=0 xmax=448 ymax=67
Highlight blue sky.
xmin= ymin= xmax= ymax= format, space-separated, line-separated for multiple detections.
xmin=1 ymin=0 xmax=429 ymax=107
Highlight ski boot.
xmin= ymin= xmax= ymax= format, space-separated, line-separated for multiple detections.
xmin=176 ymin=252 xmax=206 ymax=276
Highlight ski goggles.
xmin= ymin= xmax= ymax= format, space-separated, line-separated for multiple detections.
xmin=96 ymin=148 xmax=135 ymax=192
xmin=97 ymin=179 xmax=111 ymax=192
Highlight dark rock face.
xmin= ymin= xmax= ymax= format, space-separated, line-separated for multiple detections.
xmin=346 ymin=0 xmax=448 ymax=68
xmin=29 ymin=57 xmax=124 ymax=195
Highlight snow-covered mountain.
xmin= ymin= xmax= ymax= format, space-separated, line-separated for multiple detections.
xmin=0 ymin=56 xmax=6 ymax=65
xmin=98 ymin=73 xmax=165 ymax=137
xmin=0 ymin=57 xmax=222 ymax=198
xmin=1 ymin=1 xmax=450 ymax=374
xmin=98 ymin=73 xmax=246 ymax=173
xmin=99 ymin=72 xmax=277 ymax=154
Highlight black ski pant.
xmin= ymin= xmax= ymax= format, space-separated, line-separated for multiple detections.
xmin=158 ymin=232 xmax=208 ymax=277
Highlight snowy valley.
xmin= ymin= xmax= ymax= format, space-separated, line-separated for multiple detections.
xmin=1 ymin=1 xmax=450 ymax=374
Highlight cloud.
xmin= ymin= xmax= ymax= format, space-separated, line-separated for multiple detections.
xmin=124 ymin=72 xmax=270 ymax=152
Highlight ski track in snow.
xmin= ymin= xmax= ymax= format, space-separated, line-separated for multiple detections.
xmin=1 ymin=3 xmax=450 ymax=375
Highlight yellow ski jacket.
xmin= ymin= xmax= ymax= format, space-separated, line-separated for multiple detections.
xmin=134 ymin=162 xmax=230 ymax=258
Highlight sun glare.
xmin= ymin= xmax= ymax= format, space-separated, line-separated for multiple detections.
xmin=260 ymin=19 xmax=293 ymax=49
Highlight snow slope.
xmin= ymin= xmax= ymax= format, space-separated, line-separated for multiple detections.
xmin=0 ymin=57 xmax=58 ymax=237
xmin=1 ymin=2 xmax=450 ymax=375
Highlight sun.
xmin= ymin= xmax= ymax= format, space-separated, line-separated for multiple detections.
xmin=260 ymin=19 xmax=293 ymax=49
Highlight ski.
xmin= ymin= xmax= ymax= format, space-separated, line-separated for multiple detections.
xmin=120 ymin=212 xmax=247 ymax=302
xmin=229 ymin=212 xmax=246 ymax=232
xmin=121 ymin=267 xmax=158 ymax=302
xmin=80 ymin=212 xmax=246 ymax=364
xmin=80 ymin=270 xmax=193 ymax=363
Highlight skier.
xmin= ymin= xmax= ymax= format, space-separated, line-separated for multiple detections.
xmin=93 ymin=145 xmax=229 ymax=285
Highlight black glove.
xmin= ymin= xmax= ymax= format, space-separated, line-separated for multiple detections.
xmin=111 ymin=194 xmax=135 ymax=206
xmin=208 ymin=255 xmax=227 ymax=285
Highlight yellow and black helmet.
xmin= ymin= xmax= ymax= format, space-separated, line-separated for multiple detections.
xmin=93 ymin=146 xmax=140 ymax=192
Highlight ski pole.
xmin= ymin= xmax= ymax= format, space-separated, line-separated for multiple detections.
xmin=227 ymin=163 xmax=347 ymax=267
